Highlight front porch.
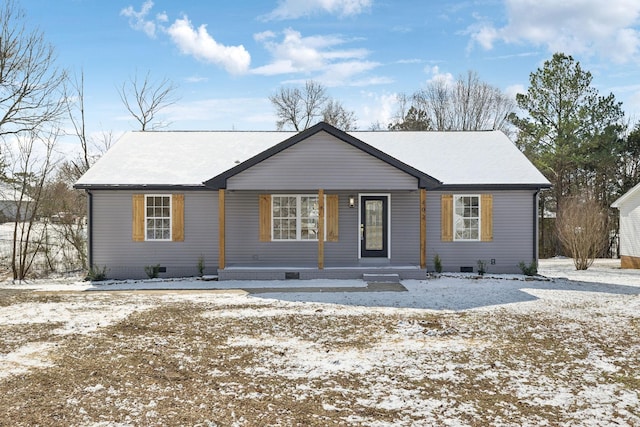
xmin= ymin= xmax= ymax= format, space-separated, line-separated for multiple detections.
xmin=218 ymin=261 xmax=426 ymax=281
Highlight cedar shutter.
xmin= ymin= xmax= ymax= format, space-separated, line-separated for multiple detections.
xmin=172 ymin=194 xmax=185 ymax=242
xmin=441 ymin=194 xmax=453 ymax=242
xmin=259 ymin=194 xmax=271 ymax=242
xmin=132 ymin=194 xmax=145 ymax=242
xmin=326 ymin=194 xmax=339 ymax=242
xmin=481 ymin=194 xmax=493 ymax=242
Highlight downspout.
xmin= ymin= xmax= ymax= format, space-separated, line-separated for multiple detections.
xmin=533 ymin=190 xmax=539 ymax=265
xmin=86 ymin=190 xmax=93 ymax=269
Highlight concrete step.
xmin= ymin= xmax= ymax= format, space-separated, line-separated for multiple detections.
xmin=362 ymin=273 xmax=400 ymax=283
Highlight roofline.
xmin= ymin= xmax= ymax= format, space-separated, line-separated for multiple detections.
xmin=203 ymin=122 xmax=443 ymax=190
xmin=434 ymin=183 xmax=551 ymax=191
xmin=612 ymin=181 xmax=640 ymax=208
xmin=73 ymin=184 xmax=209 ymax=191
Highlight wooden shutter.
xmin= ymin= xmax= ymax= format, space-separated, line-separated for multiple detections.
xmin=326 ymin=194 xmax=339 ymax=242
xmin=132 ymin=194 xmax=145 ymax=242
xmin=259 ymin=194 xmax=271 ymax=242
xmin=441 ymin=194 xmax=453 ymax=242
xmin=172 ymin=194 xmax=184 ymax=242
xmin=481 ymin=194 xmax=493 ymax=242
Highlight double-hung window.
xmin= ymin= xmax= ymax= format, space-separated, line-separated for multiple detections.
xmin=454 ymin=195 xmax=480 ymax=241
xmin=272 ymin=195 xmax=320 ymax=241
xmin=146 ymin=195 xmax=172 ymax=241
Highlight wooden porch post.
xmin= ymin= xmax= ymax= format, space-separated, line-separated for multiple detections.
xmin=219 ymin=189 xmax=225 ymax=270
xmin=318 ymin=189 xmax=324 ymax=270
xmin=420 ymin=189 xmax=427 ymax=269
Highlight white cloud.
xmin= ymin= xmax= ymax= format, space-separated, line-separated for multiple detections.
xmin=261 ymin=0 xmax=372 ymax=21
xmin=121 ymin=0 xmax=157 ymax=38
xmin=358 ymin=92 xmax=398 ymax=128
xmin=505 ymin=83 xmax=526 ymax=100
xmin=164 ymin=98 xmax=274 ymax=129
xmin=121 ymin=2 xmax=251 ymax=75
xmin=468 ymin=0 xmax=640 ymax=63
xmin=252 ymin=28 xmax=385 ymax=86
xmin=167 ymin=17 xmax=251 ymax=75
xmin=424 ymin=65 xmax=455 ymax=87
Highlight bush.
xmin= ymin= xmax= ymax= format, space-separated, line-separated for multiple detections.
xmin=197 ymin=256 xmax=205 ymax=276
xmin=433 ymin=254 xmax=442 ymax=273
xmin=144 ymin=264 xmax=161 ymax=279
xmin=556 ymin=197 xmax=609 ymax=270
xmin=477 ymin=259 xmax=487 ymax=275
xmin=86 ymin=265 xmax=108 ymax=281
xmin=518 ymin=261 xmax=537 ymax=276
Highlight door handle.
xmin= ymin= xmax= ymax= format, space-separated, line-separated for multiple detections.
xmin=360 ymin=223 xmax=364 ymax=240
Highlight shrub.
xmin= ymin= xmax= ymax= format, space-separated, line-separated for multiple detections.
xmin=86 ymin=265 xmax=108 ymax=281
xmin=477 ymin=259 xmax=487 ymax=275
xmin=556 ymin=197 xmax=609 ymax=270
xmin=144 ymin=264 xmax=161 ymax=279
xmin=197 ymin=256 xmax=205 ymax=276
xmin=433 ymin=254 xmax=442 ymax=273
xmin=518 ymin=261 xmax=537 ymax=276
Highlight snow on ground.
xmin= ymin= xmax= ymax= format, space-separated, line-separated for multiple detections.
xmin=0 ymin=258 xmax=639 ymax=425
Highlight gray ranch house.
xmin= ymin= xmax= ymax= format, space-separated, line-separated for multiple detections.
xmin=74 ymin=122 xmax=550 ymax=280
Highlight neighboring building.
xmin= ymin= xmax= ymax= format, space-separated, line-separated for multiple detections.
xmin=612 ymin=183 xmax=640 ymax=268
xmin=74 ymin=122 xmax=550 ymax=280
xmin=0 ymin=183 xmax=33 ymax=222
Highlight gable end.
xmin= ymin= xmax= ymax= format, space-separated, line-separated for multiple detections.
xmin=204 ymin=122 xmax=442 ymax=190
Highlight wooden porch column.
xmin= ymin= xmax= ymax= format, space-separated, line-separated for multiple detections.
xmin=318 ymin=189 xmax=325 ymax=270
xmin=420 ymin=189 xmax=427 ymax=269
xmin=218 ymin=189 xmax=225 ymax=270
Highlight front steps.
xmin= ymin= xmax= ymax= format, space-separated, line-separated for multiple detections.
xmin=362 ymin=273 xmax=401 ymax=283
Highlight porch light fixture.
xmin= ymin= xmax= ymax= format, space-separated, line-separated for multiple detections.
xmin=348 ymin=195 xmax=356 ymax=208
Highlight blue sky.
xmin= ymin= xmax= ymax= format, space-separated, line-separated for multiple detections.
xmin=18 ymin=0 xmax=640 ymax=139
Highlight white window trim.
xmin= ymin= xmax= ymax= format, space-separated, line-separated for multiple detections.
xmin=271 ymin=194 xmax=327 ymax=242
xmin=357 ymin=193 xmax=391 ymax=259
xmin=145 ymin=194 xmax=172 ymax=242
xmin=453 ymin=194 xmax=481 ymax=242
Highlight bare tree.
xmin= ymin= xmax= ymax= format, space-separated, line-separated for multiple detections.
xmin=0 ymin=0 xmax=67 ymax=139
xmin=322 ymin=99 xmax=358 ymax=131
xmin=118 ymin=71 xmax=179 ymax=131
xmin=65 ymin=70 xmax=114 ymax=178
xmin=412 ymin=71 xmax=515 ymax=133
xmin=65 ymin=70 xmax=91 ymax=174
xmin=270 ymin=80 xmax=330 ymax=131
xmin=556 ymin=197 xmax=609 ymax=270
xmin=8 ymin=129 xmax=60 ymax=280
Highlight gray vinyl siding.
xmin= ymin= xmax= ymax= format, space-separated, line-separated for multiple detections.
xmin=224 ymin=190 xmax=420 ymax=267
xmin=227 ymin=132 xmax=418 ymax=191
xmin=426 ymin=190 xmax=537 ymax=274
xmin=91 ymin=190 xmax=218 ymax=279
xmin=389 ymin=191 xmax=420 ymax=264
xmin=225 ymin=190 xmax=356 ymax=266
xmin=618 ymin=190 xmax=640 ymax=258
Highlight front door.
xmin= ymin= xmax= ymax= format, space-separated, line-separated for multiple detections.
xmin=360 ymin=196 xmax=388 ymax=258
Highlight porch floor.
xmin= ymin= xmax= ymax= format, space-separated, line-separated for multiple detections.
xmin=218 ymin=260 xmax=426 ymax=281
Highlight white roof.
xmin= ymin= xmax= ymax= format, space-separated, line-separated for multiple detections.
xmin=0 ymin=183 xmax=33 ymax=202
xmin=354 ymin=130 xmax=549 ymax=186
xmin=75 ymin=128 xmax=550 ymax=188
xmin=612 ymin=181 xmax=640 ymax=208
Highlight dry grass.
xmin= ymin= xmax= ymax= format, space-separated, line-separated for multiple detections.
xmin=0 ymin=289 xmax=638 ymax=426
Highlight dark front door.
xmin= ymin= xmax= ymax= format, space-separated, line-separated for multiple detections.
xmin=360 ymin=196 xmax=388 ymax=258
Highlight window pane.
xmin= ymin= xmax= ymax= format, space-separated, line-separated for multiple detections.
xmin=365 ymin=200 xmax=384 ymax=250
xmin=454 ymin=195 xmax=479 ymax=240
xmin=145 ymin=195 xmax=172 ymax=240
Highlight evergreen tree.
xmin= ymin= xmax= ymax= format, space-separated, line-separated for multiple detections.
xmin=510 ymin=53 xmax=624 ymax=213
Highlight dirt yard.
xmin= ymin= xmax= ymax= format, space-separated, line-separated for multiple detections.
xmin=0 ymin=260 xmax=639 ymax=426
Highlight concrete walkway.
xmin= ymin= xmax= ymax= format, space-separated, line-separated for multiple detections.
xmin=244 ymin=281 xmax=407 ymax=294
